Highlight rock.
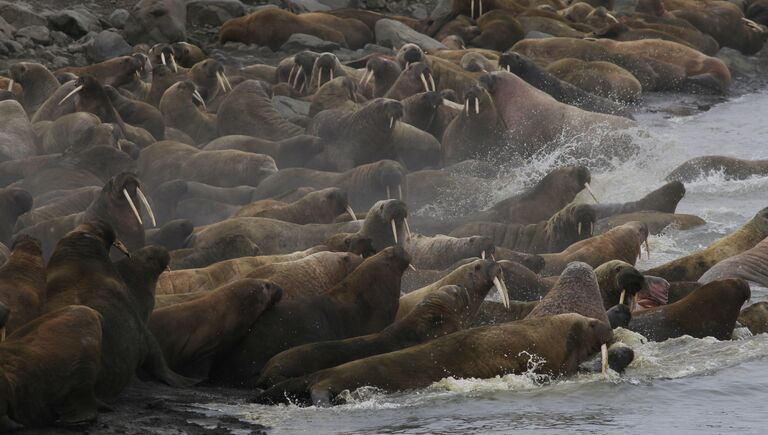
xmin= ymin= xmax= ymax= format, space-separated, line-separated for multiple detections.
xmin=288 ymin=0 xmax=358 ymax=12
xmin=124 ymin=0 xmax=187 ymax=45
xmin=407 ymin=4 xmax=429 ymax=20
xmin=47 ymin=9 xmax=102 ymax=38
xmin=50 ymin=30 xmax=71 ymax=46
xmin=717 ymin=47 xmax=765 ymax=77
xmin=0 ymin=16 xmax=15 ymax=38
xmin=273 ymin=95 xmax=310 ymax=118
xmin=86 ymin=30 xmax=132 ymax=63
xmin=525 ymin=31 xmax=554 ymax=39
xmin=429 ymin=0 xmax=453 ymax=20
xmin=110 ymin=9 xmax=130 ymax=29
xmin=0 ymin=2 xmax=46 ymax=28
xmin=375 ymin=19 xmax=446 ymax=50
xmin=51 ymin=56 xmax=70 ymax=69
xmin=16 ymin=25 xmax=50 ymax=45
xmin=187 ymin=0 xmax=245 ymax=27
xmin=614 ymin=0 xmax=640 ymax=14
xmin=280 ymin=33 xmax=341 ymax=52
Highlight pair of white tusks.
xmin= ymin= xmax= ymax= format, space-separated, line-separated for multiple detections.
xmin=122 ymin=187 xmax=156 ymax=227
xmin=390 ymin=217 xmax=411 ymax=243
xmin=619 ymin=289 xmax=638 ymax=312
xmin=419 ymin=72 xmax=436 ymax=92
xmin=59 ymin=84 xmax=84 ymax=105
xmin=216 ymin=70 xmax=232 ymax=93
xmin=6 ymin=79 xmax=12 ymax=91
xmin=161 ymin=52 xmax=178 ymax=73
xmin=503 ymin=65 xmax=511 ymax=72
xmin=493 ymin=275 xmax=510 ymax=309
xmin=464 ymin=96 xmax=480 ymax=115
xmin=192 ymin=89 xmax=207 ymax=111
xmin=471 ymin=0 xmax=484 ymax=19
xmin=584 ymin=182 xmax=599 ymax=203
xmin=316 ymin=68 xmax=333 ymax=89
xmin=360 ymin=68 xmax=374 ymax=87
xmin=289 ymin=65 xmax=306 ymax=90
xmin=385 ymin=185 xmax=404 ymax=200
xmin=577 ymin=222 xmax=593 ymax=237
xmin=743 ymin=18 xmax=762 ymax=31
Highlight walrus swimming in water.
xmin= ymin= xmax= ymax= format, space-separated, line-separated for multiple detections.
xmin=666 ymin=156 xmax=768 ymax=183
xmin=527 ymin=262 xmax=609 ymax=325
xmin=43 ymin=220 xmax=194 ymax=400
xmin=0 ymin=305 xmax=104 ymax=429
xmin=209 ymin=246 xmax=411 ymax=386
xmin=699 ymin=236 xmax=768 ymax=288
xmin=0 ymin=236 xmax=46 ymax=335
xmin=596 ymin=211 xmax=705 ymax=235
xmin=254 ymin=313 xmax=612 ymax=406
xmin=256 ymin=284 xmax=487 ymax=388
xmin=629 ymin=278 xmax=751 ymax=341
xmin=646 ymin=207 xmax=768 ymax=282
xmin=591 ymin=181 xmax=686 ymax=220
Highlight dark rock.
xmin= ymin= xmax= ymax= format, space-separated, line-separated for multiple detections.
xmin=15 ymin=25 xmax=50 ymax=45
xmin=110 ymin=9 xmax=130 ymax=29
xmin=47 ymin=9 xmax=102 ymax=38
xmin=124 ymin=0 xmax=187 ymax=45
xmin=0 ymin=16 xmax=14 ymax=37
xmin=280 ymin=33 xmax=341 ymax=52
xmin=375 ymin=18 xmax=446 ymax=50
xmin=85 ymin=30 xmax=132 ymax=62
xmin=0 ymin=2 xmax=46 ymax=29
xmin=187 ymin=0 xmax=245 ymax=27
xmin=288 ymin=0 xmax=358 ymax=12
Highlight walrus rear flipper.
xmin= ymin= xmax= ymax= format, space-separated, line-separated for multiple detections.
xmin=54 ymin=384 xmax=99 ymax=428
xmin=141 ymin=333 xmax=201 ymax=388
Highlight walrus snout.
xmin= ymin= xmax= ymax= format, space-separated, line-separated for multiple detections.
xmin=617 ymin=267 xmax=645 ymax=296
xmin=399 ymin=43 xmax=425 ymax=65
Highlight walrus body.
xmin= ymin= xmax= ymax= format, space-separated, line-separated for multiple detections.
xmin=666 ymin=156 xmax=768 ymax=183
xmin=629 ymin=279 xmax=751 ymax=341
xmin=699 ymin=236 xmax=768 ymax=287
xmin=0 ymin=236 xmax=46 ymax=334
xmin=255 ymin=314 xmax=612 ymax=406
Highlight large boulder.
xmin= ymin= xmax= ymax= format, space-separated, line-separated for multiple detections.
xmin=46 ymin=9 xmax=102 ymax=38
xmin=187 ymin=0 xmax=245 ymax=27
xmin=86 ymin=30 xmax=132 ymax=63
xmin=280 ymin=33 xmax=341 ymax=52
xmin=124 ymin=0 xmax=187 ymax=44
xmin=0 ymin=2 xmax=45 ymax=28
xmin=14 ymin=25 xmax=50 ymax=45
xmin=287 ymin=0 xmax=359 ymax=12
xmin=375 ymin=18 xmax=446 ymax=50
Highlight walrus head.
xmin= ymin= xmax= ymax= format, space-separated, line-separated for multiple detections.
xmin=635 ymin=0 xmax=666 ymax=17
xmin=635 ymin=181 xmax=685 ymax=214
xmin=536 ymin=165 xmax=597 ymax=205
xmin=289 ymin=51 xmax=321 ymax=94
xmin=407 ymin=285 xmax=483 ymax=340
xmin=548 ymin=203 xmax=597 ymax=248
xmin=70 ymin=219 xmax=131 ymax=257
xmin=324 ymin=233 xmax=376 ymax=257
xmin=102 ymin=172 xmax=156 ymax=230
xmin=170 ymin=42 xmax=205 ymax=68
xmin=190 ymin=59 xmax=231 ymax=96
xmin=360 ymin=199 xmax=410 ymax=249
xmin=458 ymin=259 xmax=511 ymax=309
xmin=365 ymin=98 xmax=404 ymax=132
xmin=595 ymin=260 xmax=645 ymax=309
xmin=311 ymin=53 xmax=342 ymax=91
xmin=370 ymin=160 xmax=407 ymax=202
xmin=461 ymin=85 xmax=494 ymax=118
xmin=497 ymin=52 xmax=534 ymax=75
xmin=396 ymin=43 xmax=426 ymax=69
xmin=9 ymin=234 xmax=42 ymax=257
xmin=170 ymin=80 xmax=209 ymax=112
xmin=388 ymin=62 xmax=437 ymax=99
xmin=360 ymin=57 xmax=402 ymax=96
xmin=460 ymin=52 xmax=491 ymax=73
xmin=306 ymin=188 xmax=355 ymax=223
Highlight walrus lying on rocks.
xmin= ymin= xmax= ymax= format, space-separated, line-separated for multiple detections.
xmin=0 ymin=235 xmax=46 ymax=335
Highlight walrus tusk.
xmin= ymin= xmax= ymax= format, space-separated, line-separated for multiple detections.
xmin=408 ymin=264 xmax=417 ymax=271
xmin=391 ymin=219 xmax=398 ymax=244
xmin=136 ymin=188 xmax=156 ymax=228
xmin=222 ymin=71 xmax=233 ymax=91
xmin=123 ymin=188 xmax=143 ymax=226
xmin=329 ymin=69 xmax=334 ymax=81
xmin=429 ymin=74 xmax=436 ymax=91
xmin=619 ymin=289 xmax=626 ymax=305
xmin=389 ymin=116 xmax=395 ymax=129
xmin=505 ymin=65 xmax=511 ymax=72
xmin=346 ymin=205 xmax=356 ymax=221
xmin=170 ymin=54 xmax=178 ymax=73
xmin=6 ymin=79 xmax=12 ymax=91
xmin=113 ymin=239 xmax=131 ymax=257
xmin=464 ymin=100 xmax=469 ymax=116
xmin=589 ymin=221 xmax=593 ymax=236
xmin=161 ymin=52 xmax=167 ymax=66
xmin=288 ymin=64 xmax=297 ymax=85
xmin=442 ymin=99 xmax=464 ymax=110
xmin=192 ymin=89 xmax=207 ymax=111
xmin=292 ymin=68 xmax=303 ymax=89
xmin=493 ymin=276 xmax=510 ymax=309
xmin=420 ymin=73 xmax=430 ymax=92
xmin=601 ymin=343 xmax=608 ymax=377
xmin=403 ymin=217 xmax=412 ymax=239
xmin=743 ymin=18 xmax=762 ymax=31
xmin=471 ymin=0 xmax=475 ymax=19
xmin=481 ymin=250 xmax=486 ymax=259
xmin=58 ymin=85 xmax=83 ymax=105
xmin=216 ymin=71 xmax=228 ymax=94
xmin=361 ymin=69 xmax=373 ymax=87
xmin=135 ymin=71 xmax=141 ymax=80
xmin=630 ymin=293 xmax=637 ymax=313
xmin=474 ymin=97 xmax=479 ymax=114
xmin=398 ymin=184 xmax=403 ymax=200
xmin=578 ymin=222 xmax=582 ymax=236
xmin=479 ymin=0 xmax=483 ymax=16
xmin=386 ymin=185 xmax=391 ymax=199
xmin=584 ymin=182 xmax=599 ymax=203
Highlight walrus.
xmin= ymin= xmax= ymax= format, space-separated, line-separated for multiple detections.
xmin=592 ymin=181 xmax=686 ymax=219
xmin=666 ymin=156 xmax=768 ymax=183
xmin=216 ymin=80 xmax=304 ymax=141
xmin=170 ymin=233 xmax=260 ymax=270
xmin=43 ymin=220 xmax=193 ymax=400
xmin=0 ymin=188 xmax=33 ymax=245
xmin=540 ymin=221 xmax=649 ymax=276
xmin=397 ymin=258 xmax=509 ymax=320
xmin=593 ymin=260 xmax=668 ymax=310
xmin=57 ymin=55 xmax=146 ymax=88
xmin=19 ymin=172 xmax=154 ymax=258
xmin=203 ymin=134 xmax=323 ymax=169
xmin=0 ymin=305 xmax=103 ymax=429
xmin=384 ymin=62 xmax=438 ymax=100
xmin=545 ymin=58 xmax=643 ymax=103
xmin=699 ymin=236 xmax=768 ymax=288
xmin=497 ymin=51 xmax=633 ymax=117
xmin=309 ymin=76 xmax=359 ymax=116
xmin=629 ymin=278 xmax=751 ymax=341
xmin=256 ymin=284 xmax=489 ymax=388
xmin=37 ymin=112 xmax=120 ymax=155
xmin=0 ymin=236 xmax=46 ymax=335
xmin=596 ymin=211 xmax=705 ymax=235
xmin=209 ymin=246 xmax=411 ymax=386
xmin=0 ymin=100 xmax=36 ymax=162
xmin=404 ymin=234 xmax=495 ymax=270
xmin=400 ymin=91 xmax=444 ymax=134
xmin=478 ymin=71 xmax=635 ymax=158
xmin=527 ymin=262 xmax=609 ymax=324
xmin=590 ymin=21 xmax=716 ymax=56
xmin=233 ymin=187 xmax=355 ymax=224
xmin=158 ymin=80 xmax=216 ymax=145
xmin=441 ymin=84 xmax=506 ymax=165
xmin=149 ymin=278 xmax=282 ymax=378
xmin=738 ymin=302 xmax=768 ymax=335
xmin=449 ymin=203 xmax=596 ymax=254
xmin=646 ymin=207 xmax=768 ymax=282
xmin=359 ymin=56 xmax=402 ymax=98
xmin=219 ymin=8 xmax=348 ymax=50
xmin=145 ymin=219 xmax=193 ymax=251
xmin=9 ymin=62 xmax=61 ymax=115
xmin=254 ymin=313 xmax=612 ymax=406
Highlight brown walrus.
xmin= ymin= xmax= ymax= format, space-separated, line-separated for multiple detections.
xmin=254 ymin=313 xmax=612 ymax=406
xmin=233 ymin=187 xmax=356 ymax=224
xmin=255 ymin=284 xmax=487 ymax=388
xmin=738 ymin=302 xmax=768 ymax=335
xmin=209 ymin=246 xmax=411 ymax=386
xmin=591 ymin=181 xmax=686 ymax=219
xmin=596 ymin=211 xmax=705 ymax=235
xmin=666 ymin=156 xmax=768 ymax=183
xmin=148 ymin=278 xmax=282 ymax=378
xmin=699 ymin=236 xmax=768 ymax=288
xmin=645 ymin=207 xmax=768 ymax=282
xmin=449 ymin=203 xmax=596 ymax=254
xmin=540 ymin=221 xmax=648 ymax=276
xmin=0 ymin=305 xmax=103 ymax=430
xmin=0 ymin=235 xmax=46 ymax=335
xmin=404 ymin=234 xmax=495 ymax=270
xmin=43 ymin=220 xmax=193 ymax=400
xmin=526 ymin=262 xmax=609 ymax=325
xmin=628 ymin=278 xmax=751 ymax=341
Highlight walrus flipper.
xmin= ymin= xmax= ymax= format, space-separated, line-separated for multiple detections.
xmin=53 ymin=384 xmax=99 ymax=428
xmin=141 ymin=331 xmax=201 ymax=387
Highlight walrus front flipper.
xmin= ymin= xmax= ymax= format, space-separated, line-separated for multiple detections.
xmin=54 ymin=384 xmax=99 ymax=428
xmin=141 ymin=332 xmax=201 ymax=388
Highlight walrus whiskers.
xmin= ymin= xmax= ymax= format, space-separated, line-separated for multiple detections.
xmin=122 ymin=189 xmax=143 ymax=226
xmin=584 ymin=182 xmax=600 ymax=203
xmin=58 ymin=84 xmax=84 ymax=105
xmin=136 ymin=188 xmax=157 ymax=228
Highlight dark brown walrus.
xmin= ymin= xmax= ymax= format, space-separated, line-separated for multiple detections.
xmin=0 ymin=305 xmax=103 ymax=430
xmin=149 ymin=278 xmax=283 ymax=378
xmin=255 ymin=284 xmax=487 ymax=388
xmin=209 ymin=246 xmax=411 ymax=386
xmin=0 ymin=235 xmax=46 ymax=335
xmin=254 ymin=313 xmax=612 ymax=406
xmin=43 ymin=220 xmax=194 ymax=401
xmin=628 ymin=278 xmax=751 ymax=342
